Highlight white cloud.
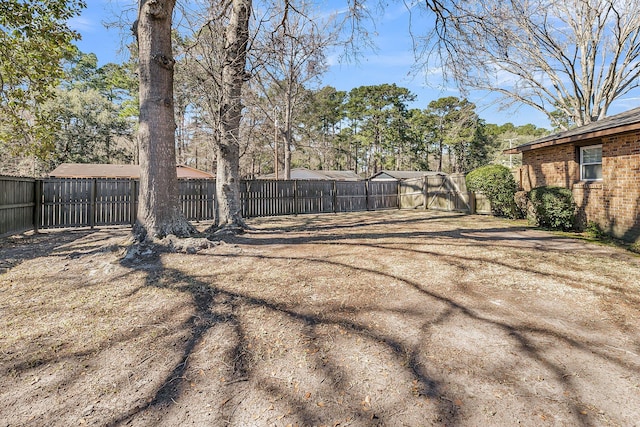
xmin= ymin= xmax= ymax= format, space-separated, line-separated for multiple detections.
xmin=69 ymin=16 xmax=97 ymax=33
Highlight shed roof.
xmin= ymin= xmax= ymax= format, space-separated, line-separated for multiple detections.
xmin=315 ymin=170 xmax=362 ymax=181
xmin=369 ymin=170 xmax=444 ymax=181
xmin=257 ymin=168 xmax=362 ymax=181
xmin=49 ymin=163 xmax=214 ymax=179
xmin=505 ymin=106 xmax=640 ymax=154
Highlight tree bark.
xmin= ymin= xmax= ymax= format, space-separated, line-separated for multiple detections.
xmin=134 ymin=0 xmax=195 ymax=239
xmin=214 ymin=0 xmax=251 ymax=230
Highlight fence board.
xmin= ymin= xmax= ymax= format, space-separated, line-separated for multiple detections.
xmin=424 ymin=174 xmax=472 ymax=213
xmin=399 ymin=178 xmax=424 ymax=209
xmin=244 ymin=180 xmax=296 ymax=217
xmin=41 ymin=178 xmax=92 ymax=228
xmin=295 ymin=180 xmax=334 ymax=215
xmin=0 ymin=176 xmax=36 ymax=237
xmin=368 ymin=181 xmax=398 ymax=210
xmin=335 ymin=181 xmax=367 ymax=212
xmin=180 ymin=180 xmax=215 ymax=221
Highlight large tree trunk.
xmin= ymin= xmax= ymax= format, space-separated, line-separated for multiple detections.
xmin=214 ymin=0 xmax=251 ymax=230
xmin=134 ymin=0 xmax=194 ymax=239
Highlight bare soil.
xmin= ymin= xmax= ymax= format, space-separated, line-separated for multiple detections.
xmin=1 ymin=210 xmax=639 ymax=427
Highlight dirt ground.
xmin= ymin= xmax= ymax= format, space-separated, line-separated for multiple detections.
xmin=1 ymin=210 xmax=639 ymax=427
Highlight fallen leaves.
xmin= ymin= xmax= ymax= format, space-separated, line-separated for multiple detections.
xmin=361 ymin=394 xmax=371 ymax=411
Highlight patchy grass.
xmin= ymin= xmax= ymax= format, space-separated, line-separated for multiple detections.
xmin=1 ymin=210 xmax=639 ymax=426
xmin=549 ymin=222 xmax=640 ymax=254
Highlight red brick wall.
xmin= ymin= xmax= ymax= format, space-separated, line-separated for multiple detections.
xmin=521 ymin=132 xmax=640 ymax=243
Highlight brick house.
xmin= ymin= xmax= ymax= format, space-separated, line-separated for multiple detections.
xmin=505 ymin=107 xmax=640 ymax=243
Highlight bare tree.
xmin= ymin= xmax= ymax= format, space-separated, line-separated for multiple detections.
xmin=252 ymin=0 xmax=339 ymax=179
xmin=177 ymin=0 xmax=249 ymax=231
xmin=215 ymin=0 xmax=251 ymax=229
xmin=133 ymin=0 xmax=195 ymax=239
xmin=423 ymin=0 xmax=640 ymax=128
xmin=179 ymin=13 xmax=224 ymax=172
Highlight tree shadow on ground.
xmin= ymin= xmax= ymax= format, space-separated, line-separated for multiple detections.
xmin=250 ymin=211 xmax=470 ymax=234
xmin=0 ymin=227 xmax=125 ymax=272
xmin=108 ymin=254 xmax=459 ymax=426
xmin=3 ymin=212 xmax=638 ymax=426
xmin=102 ymin=218 xmax=639 ymax=426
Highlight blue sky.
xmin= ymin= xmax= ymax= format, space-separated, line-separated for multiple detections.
xmin=69 ymin=0 xmax=554 ymax=128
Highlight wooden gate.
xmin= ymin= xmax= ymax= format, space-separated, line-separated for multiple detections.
xmin=398 ymin=173 xmax=473 ymax=213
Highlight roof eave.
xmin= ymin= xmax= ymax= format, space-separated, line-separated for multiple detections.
xmin=506 ymin=121 xmax=640 ymax=154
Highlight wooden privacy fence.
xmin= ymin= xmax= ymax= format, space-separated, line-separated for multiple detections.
xmin=38 ymin=178 xmax=217 ymax=230
xmin=242 ymin=180 xmax=399 ymax=217
xmin=0 ymin=174 xmax=486 ymax=237
xmin=0 ymin=176 xmax=36 ymax=237
xmin=1 ymin=177 xmax=401 ymax=235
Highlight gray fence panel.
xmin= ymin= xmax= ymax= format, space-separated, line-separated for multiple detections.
xmin=0 ymin=176 xmax=36 ymax=237
xmin=295 ymin=180 xmax=334 ymax=214
xmin=368 ymin=181 xmax=398 ymax=210
xmin=335 ymin=181 xmax=367 ymax=212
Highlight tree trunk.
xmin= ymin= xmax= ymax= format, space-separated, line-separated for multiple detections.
xmin=134 ymin=0 xmax=194 ymax=239
xmin=214 ymin=0 xmax=250 ymax=230
xmin=283 ymin=130 xmax=292 ymax=180
xmin=283 ymin=97 xmax=293 ymax=180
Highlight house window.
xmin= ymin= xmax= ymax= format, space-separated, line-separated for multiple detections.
xmin=580 ymin=144 xmax=602 ymax=181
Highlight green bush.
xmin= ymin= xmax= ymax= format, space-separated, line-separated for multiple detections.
xmin=585 ymin=221 xmax=606 ymax=239
xmin=466 ymin=165 xmax=519 ymax=218
xmin=528 ymin=186 xmax=576 ymax=230
xmin=514 ymin=190 xmax=531 ymax=219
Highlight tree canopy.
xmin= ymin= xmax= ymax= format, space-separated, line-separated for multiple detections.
xmin=422 ymin=0 xmax=640 ymax=129
xmin=0 ymin=0 xmax=85 ymax=156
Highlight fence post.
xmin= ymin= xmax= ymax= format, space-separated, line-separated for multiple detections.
xmin=469 ymin=192 xmax=476 ymax=214
xmin=364 ymin=180 xmax=369 ymax=211
xmin=33 ymin=179 xmax=41 ymax=233
xmin=130 ymin=179 xmax=137 ymax=226
xmin=242 ymin=180 xmax=250 ymax=219
xmin=293 ymin=180 xmax=299 ymax=215
xmin=89 ymin=179 xmax=96 ymax=229
xmin=421 ymin=175 xmax=427 ymax=210
xmin=425 ymin=176 xmax=431 ymax=211
xmin=197 ymin=179 xmax=203 ymax=221
xmin=332 ymin=180 xmax=337 ymax=213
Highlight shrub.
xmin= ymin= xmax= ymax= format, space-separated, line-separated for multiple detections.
xmin=514 ymin=190 xmax=531 ymax=220
xmin=466 ymin=165 xmax=519 ymax=218
xmin=585 ymin=221 xmax=606 ymax=239
xmin=528 ymin=186 xmax=576 ymax=231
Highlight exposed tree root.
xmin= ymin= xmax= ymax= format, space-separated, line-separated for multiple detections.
xmin=204 ymin=218 xmax=249 ymax=238
xmin=121 ymin=232 xmax=219 ymax=264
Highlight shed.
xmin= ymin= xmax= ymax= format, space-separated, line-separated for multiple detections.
xmin=505 ymin=107 xmax=640 ymax=243
xmin=49 ymin=163 xmax=214 ymax=179
xmin=369 ymin=170 xmax=445 ymax=181
xmin=257 ymin=168 xmax=362 ymax=181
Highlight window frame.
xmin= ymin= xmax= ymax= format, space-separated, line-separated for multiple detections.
xmin=579 ymin=144 xmax=603 ymax=182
